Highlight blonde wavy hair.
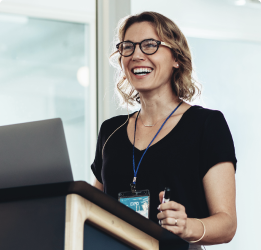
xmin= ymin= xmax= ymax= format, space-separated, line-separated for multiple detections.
xmin=110 ymin=11 xmax=201 ymax=107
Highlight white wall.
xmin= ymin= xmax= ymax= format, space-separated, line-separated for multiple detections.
xmin=187 ymin=37 xmax=261 ymax=250
xmin=132 ymin=0 xmax=261 ymax=42
xmin=0 ymin=0 xmax=95 ymax=22
xmin=97 ymin=0 xmax=131 ymax=127
xmin=131 ymin=0 xmax=261 ymax=249
xmin=2 ymin=0 xmax=95 ymax=12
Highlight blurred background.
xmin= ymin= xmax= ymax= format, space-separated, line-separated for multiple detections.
xmin=0 ymin=0 xmax=260 ymax=249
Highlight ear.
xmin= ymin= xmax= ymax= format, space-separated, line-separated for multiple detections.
xmin=172 ymin=59 xmax=179 ymax=69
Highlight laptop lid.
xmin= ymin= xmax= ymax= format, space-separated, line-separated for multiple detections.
xmin=0 ymin=118 xmax=73 ymax=189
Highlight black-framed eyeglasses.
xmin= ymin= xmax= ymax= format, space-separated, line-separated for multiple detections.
xmin=116 ymin=38 xmax=171 ymax=57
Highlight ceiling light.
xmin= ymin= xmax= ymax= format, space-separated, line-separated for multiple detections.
xmin=235 ymin=0 xmax=246 ymax=5
xmin=77 ymin=66 xmax=89 ymax=87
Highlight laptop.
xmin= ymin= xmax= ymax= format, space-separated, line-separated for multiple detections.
xmin=0 ymin=118 xmax=73 ymax=189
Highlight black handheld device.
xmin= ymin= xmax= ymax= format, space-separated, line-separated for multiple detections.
xmin=162 ymin=187 xmax=171 ymax=203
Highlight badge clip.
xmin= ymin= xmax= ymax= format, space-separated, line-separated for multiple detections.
xmin=130 ymin=177 xmax=137 ymax=193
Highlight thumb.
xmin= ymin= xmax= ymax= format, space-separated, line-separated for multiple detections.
xmin=159 ymin=191 xmax=164 ymax=203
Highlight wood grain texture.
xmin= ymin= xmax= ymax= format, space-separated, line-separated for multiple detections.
xmin=64 ymin=193 xmax=159 ymax=250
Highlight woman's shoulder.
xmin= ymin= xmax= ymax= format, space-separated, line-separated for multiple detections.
xmin=187 ymin=105 xmax=225 ymax=120
xmin=100 ymin=112 xmax=136 ymax=133
xmin=182 ymin=105 xmax=228 ymax=130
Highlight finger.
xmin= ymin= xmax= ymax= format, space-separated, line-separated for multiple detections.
xmin=161 ymin=217 xmax=179 ymax=226
xmin=157 ymin=209 xmax=177 ymax=220
xmin=159 ymin=201 xmax=185 ymax=212
xmin=157 ymin=210 xmax=185 ymax=220
xmin=159 ymin=191 xmax=164 ymax=203
xmin=161 ymin=217 xmax=187 ymax=229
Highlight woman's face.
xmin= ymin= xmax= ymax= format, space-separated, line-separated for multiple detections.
xmin=121 ymin=21 xmax=178 ymax=94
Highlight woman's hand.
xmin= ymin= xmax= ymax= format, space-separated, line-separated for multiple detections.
xmin=157 ymin=162 xmax=237 ymax=244
xmin=157 ymin=191 xmax=190 ymax=239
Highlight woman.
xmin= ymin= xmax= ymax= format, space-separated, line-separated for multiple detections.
xmin=91 ymin=11 xmax=237 ymax=249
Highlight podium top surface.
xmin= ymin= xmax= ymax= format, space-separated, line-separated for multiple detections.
xmin=0 ymin=181 xmax=189 ymax=249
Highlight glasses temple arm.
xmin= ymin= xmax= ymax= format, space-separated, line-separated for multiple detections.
xmin=161 ymin=41 xmax=172 ymax=49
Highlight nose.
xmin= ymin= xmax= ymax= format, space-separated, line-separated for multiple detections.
xmin=131 ymin=44 xmax=144 ymax=61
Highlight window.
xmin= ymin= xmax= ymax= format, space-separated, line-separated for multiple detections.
xmin=0 ymin=13 xmax=95 ymax=182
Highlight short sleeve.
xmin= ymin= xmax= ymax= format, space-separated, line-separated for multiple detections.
xmin=91 ymin=123 xmax=104 ymax=184
xmin=200 ymin=111 xmax=237 ymax=178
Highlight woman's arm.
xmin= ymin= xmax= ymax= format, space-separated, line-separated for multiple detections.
xmin=157 ymin=161 xmax=237 ymax=245
xmin=93 ymin=177 xmax=104 ymax=191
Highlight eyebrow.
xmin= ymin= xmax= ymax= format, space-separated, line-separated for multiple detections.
xmin=123 ymin=38 xmax=156 ymax=43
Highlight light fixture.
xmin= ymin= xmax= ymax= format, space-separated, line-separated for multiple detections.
xmin=235 ymin=0 xmax=246 ymax=5
xmin=77 ymin=66 xmax=89 ymax=87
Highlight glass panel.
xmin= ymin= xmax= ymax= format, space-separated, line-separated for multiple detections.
xmin=0 ymin=13 xmax=93 ymax=182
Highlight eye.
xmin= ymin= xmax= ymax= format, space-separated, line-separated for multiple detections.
xmin=122 ymin=43 xmax=133 ymax=50
xmin=142 ymin=40 xmax=157 ymax=49
xmin=123 ymin=46 xmax=132 ymax=50
xmin=145 ymin=44 xmax=155 ymax=48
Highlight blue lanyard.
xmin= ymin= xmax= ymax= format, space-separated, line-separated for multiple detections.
xmin=132 ymin=101 xmax=183 ymax=185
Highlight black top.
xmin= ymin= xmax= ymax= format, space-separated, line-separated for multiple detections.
xmin=91 ymin=106 xmax=237 ymax=224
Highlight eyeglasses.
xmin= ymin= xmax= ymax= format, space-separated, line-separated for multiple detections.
xmin=116 ymin=38 xmax=171 ymax=57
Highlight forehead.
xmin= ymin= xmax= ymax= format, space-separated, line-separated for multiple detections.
xmin=124 ymin=21 xmax=160 ymax=42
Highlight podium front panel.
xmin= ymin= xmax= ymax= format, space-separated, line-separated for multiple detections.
xmin=84 ymin=222 xmax=135 ymax=250
xmin=0 ymin=196 xmax=66 ymax=250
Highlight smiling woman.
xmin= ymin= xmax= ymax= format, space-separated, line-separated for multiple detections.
xmin=92 ymin=11 xmax=237 ymax=250
xmin=110 ymin=12 xmax=200 ymax=106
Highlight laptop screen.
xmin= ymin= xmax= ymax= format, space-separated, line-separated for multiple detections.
xmin=0 ymin=118 xmax=73 ymax=189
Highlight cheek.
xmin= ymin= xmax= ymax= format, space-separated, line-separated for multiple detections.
xmin=156 ymin=56 xmax=174 ymax=76
xmin=154 ymin=62 xmax=173 ymax=82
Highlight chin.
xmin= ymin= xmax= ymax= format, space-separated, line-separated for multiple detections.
xmin=131 ymin=82 xmax=152 ymax=91
xmin=130 ymin=80 xmax=154 ymax=90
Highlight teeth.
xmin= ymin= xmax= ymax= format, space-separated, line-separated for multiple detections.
xmin=133 ymin=68 xmax=152 ymax=74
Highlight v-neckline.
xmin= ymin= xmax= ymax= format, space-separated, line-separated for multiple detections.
xmin=126 ymin=105 xmax=195 ymax=152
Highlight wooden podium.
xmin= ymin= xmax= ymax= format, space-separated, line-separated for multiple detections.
xmin=0 ymin=181 xmax=189 ymax=250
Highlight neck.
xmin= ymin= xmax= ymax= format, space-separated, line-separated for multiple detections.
xmin=139 ymin=88 xmax=180 ymax=124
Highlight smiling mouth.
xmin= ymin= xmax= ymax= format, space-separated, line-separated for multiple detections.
xmin=132 ymin=68 xmax=153 ymax=76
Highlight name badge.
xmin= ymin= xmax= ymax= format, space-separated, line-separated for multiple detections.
xmin=118 ymin=190 xmax=150 ymax=218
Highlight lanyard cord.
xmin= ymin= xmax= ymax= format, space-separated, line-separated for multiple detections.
xmin=132 ymin=101 xmax=183 ymax=184
xmin=102 ymin=103 xmax=130 ymax=159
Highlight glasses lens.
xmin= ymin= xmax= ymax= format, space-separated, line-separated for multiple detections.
xmin=118 ymin=42 xmax=134 ymax=56
xmin=141 ymin=40 xmax=158 ymax=55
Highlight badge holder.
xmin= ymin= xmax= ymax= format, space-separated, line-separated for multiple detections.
xmin=118 ymin=181 xmax=150 ymax=219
